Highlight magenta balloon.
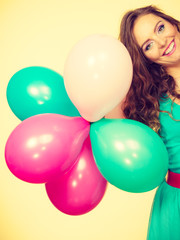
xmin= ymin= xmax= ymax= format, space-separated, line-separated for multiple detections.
xmin=45 ymin=137 xmax=107 ymax=215
xmin=5 ymin=114 xmax=90 ymax=183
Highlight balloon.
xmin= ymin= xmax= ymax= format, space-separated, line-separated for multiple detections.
xmin=5 ymin=114 xmax=90 ymax=183
xmin=64 ymin=34 xmax=133 ymax=122
xmin=90 ymin=118 xmax=168 ymax=193
xmin=7 ymin=66 xmax=80 ymax=120
xmin=45 ymin=137 xmax=107 ymax=215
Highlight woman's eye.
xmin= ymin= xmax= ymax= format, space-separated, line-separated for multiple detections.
xmin=145 ymin=42 xmax=153 ymax=51
xmin=158 ymin=24 xmax=165 ymax=33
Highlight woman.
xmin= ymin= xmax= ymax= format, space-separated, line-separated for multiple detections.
xmin=117 ymin=5 xmax=180 ymax=240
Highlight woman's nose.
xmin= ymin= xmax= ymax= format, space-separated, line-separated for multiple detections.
xmin=156 ymin=37 xmax=167 ymax=48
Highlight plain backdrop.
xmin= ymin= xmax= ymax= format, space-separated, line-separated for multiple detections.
xmin=1 ymin=0 xmax=180 ymax=239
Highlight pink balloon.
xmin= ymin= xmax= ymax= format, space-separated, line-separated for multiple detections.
xmin=45 ymin=137 xmax=107 ymax=215
xmin=5 ymin=114 xmax=90 ymax=183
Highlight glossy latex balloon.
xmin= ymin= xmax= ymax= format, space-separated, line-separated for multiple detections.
xmin=45 ymin=137 xmax=107 ymax=215
xmin=5 ymin=114 xmax=90 ymax=183
xmin=64 ymin=34 xmax=132 ymax=122
xmin=6 ymin=66 xmax=80 ymax=120
xmin=90 ymin=118 xmax=168 ymax=193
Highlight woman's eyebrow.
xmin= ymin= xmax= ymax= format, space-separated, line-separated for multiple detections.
xmin=141 ymin=20 xmax=162 ymax=49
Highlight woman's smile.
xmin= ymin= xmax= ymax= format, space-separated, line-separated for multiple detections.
xmin=163 ymin=39 xmax=176 ymax=56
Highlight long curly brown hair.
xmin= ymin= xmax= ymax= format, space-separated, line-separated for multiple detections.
xmin=119 ymin=5 xmax=180 ymax=133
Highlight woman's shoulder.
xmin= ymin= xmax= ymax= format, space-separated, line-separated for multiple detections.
xmin=159 ymin=94 xmax=171 ymax=108
xmin=159 ymin=93 xmax=171 ymax=104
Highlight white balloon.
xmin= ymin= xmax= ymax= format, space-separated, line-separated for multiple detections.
xmin=64 ymin=34 xmax=133 ymax=122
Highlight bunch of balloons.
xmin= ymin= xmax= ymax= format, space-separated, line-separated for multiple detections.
xmin=5 ymin=34 xmax=168 ymax=216
xmin=5 ymin=66 xmax=107 ymax=216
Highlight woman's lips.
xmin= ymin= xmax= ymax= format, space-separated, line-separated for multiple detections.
xmin=163 ymin=40 xmax=176 ymax=56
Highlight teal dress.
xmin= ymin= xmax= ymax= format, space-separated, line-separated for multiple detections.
xmin=147 ymin=97 xmax=180 ymax=240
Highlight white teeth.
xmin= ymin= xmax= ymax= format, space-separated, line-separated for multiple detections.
xmin=164 ymin=42 xmax=175 ymax=55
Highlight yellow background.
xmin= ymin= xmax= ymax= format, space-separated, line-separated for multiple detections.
xmin=1 ymin=0 xmax=179 ymax=239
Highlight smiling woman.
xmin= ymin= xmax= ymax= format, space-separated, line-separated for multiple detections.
xmin=112 ymin=5 xmax=180 ymax=240
xmin=117 ymin=5 xmax=180 ymax=132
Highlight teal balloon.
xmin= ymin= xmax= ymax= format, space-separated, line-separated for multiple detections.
xmin=90 ymin=118 xmax=168 ymax=193
xmin=7 ymin=66 xmax=80 ymax=120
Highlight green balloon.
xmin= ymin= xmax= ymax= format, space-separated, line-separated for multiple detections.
xmin=90 ymin=118 xmax=168 ymax=193
xmin=7 ymin=66 xmax=80 ymax=120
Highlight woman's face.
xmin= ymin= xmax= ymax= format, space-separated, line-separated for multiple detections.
xmin=133 ymin=13 xmax=180 ymax=68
